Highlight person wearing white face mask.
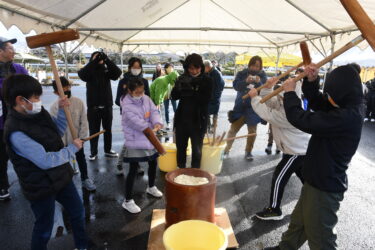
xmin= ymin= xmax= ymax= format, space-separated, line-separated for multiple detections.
xmin=2 ymin=74 xmax=88 ymax=250
xmin=171 ymin=53 xmax=213 ymax=169
xmin=120 ymin=77 xmax=164 ymax=213
xmin=115 ymin=57 xmax=150 ymax=176
xmin=78 ymin=51 xmax=122 ymax=161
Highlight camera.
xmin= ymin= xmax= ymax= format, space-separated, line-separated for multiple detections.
xmin=249 ymin=75 xmax=257 ymax=80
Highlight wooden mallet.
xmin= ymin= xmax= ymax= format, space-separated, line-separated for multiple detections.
xmin=260 ymin=0 xmax=375 ymax=104
xmin=26 ymin=29 xmax=80 ymax=139
xmin=259 ymin=42 xmax=311 ymax=103
xmin=242 ymin=42 xmax=311 ymax=100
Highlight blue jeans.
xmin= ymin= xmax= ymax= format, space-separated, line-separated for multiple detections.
xmin=29 ymin=181 xmax=87 ymax=250
xmin=163 ymin=99 xmax=177 ymax=124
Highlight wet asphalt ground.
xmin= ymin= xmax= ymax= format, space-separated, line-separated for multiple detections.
xmin=0 ymin=82 xmax=374 ymax=250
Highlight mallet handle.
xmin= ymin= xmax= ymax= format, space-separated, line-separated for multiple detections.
xmin=46 ymin=46 xmax=78 ymax=139
xmin=242 ymin=62 xmax=304 ymax=100
xmin=82 ymin=130 xmax=105 ymax=142
xmin=340 ymin=0 xmax=375 ymax=51
xmin=260 ymin=35 xmax=365 ymax=104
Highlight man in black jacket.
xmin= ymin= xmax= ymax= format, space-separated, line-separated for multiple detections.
xmin=78 ymin=51 xmax=122 ymax=160
xmin=171 ymin=54 xmax=213 ymax=169
xmin=265 ymin=64 xmax=363 ymax=250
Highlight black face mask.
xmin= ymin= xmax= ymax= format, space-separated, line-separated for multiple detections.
xmin=248 ymin=69 xmax=259 ymax=75
xmin=64 ymin=90 xmax=72 ymax=98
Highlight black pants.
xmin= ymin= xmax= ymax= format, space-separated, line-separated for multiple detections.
xmin=269 ymin=154 xmax=304 ymax=209
xmin=0 ymin=130 xmax=9 ymax=190
xmin=175 ymin=125 xmax=204 ymax=169
xmin=125 ymin=160 xmax=157 ymax=200
xmin=75 ymin=149 xmax=88 ymax=181
xmin=87 ymin=106 xmax=113 ymax=155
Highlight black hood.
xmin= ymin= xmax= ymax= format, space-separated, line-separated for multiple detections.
xmin=323 ymin=65 xmax=363 ymax=108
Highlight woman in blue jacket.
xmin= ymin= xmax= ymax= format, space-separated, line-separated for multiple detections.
xmin=223 ymin=56 xmax=267 ymax=161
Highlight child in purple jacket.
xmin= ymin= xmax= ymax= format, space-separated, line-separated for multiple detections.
xmin=120 ymin=78 xmax=164 ymax=213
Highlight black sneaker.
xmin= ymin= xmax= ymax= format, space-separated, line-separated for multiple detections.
xmin=0 ymin=189 xmax=10 ymax=201
xmin=256 ymin=207 xmax=284 ymax=220
xmin=105 ymin=150 xmax=118 ymax=158
xmin=115 ymin=164 xmax=124 ymax=176
xmin=245 ymin=152 xmax=254 ymax=161
xmin=275 ymin=149 xmax=281 ymax=154
xmin=137 ymin=166 xmax=144 ymax=175
xmin=264 ymin=246 xmax=280 ymax=250
xmin=265 ymin=145 xmax=272 ymax=155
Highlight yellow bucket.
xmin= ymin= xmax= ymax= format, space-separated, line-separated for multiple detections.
xmin=163 ymin=220 xmax=228 ymax=250
xmin=158 ymin=143 xmax=178 ymax=172
xmin=200 ymin=141 xmax=227 ymax=175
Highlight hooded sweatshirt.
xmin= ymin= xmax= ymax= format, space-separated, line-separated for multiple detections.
xmin=283 ymin=65 xmax=364 ymax=192
xmin=251 ymin=82 xmax=310 ymax=155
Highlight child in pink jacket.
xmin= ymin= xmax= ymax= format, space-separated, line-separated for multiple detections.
xmin=120 ymin=78 xmax=163 ymax=213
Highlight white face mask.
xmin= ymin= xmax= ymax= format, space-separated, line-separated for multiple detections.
xmin=191 ymin=72 xmax=200 ymax=77
xmin=131 ymin=68 xmax=141 ymax=76
xmin=131 ymin=95 xmax=143 ymax=100
xmin=23 ymin=98 xmax=42 ymax=114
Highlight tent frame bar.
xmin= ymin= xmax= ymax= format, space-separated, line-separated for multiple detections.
xmin=78 ymin=27 xmax=326 ymax=36
xmin=284 ymin=0 xmax=332 ymax=32
xmin=0 ymin=4 xmax=119 ymax=45
xmin=121 ymin=0 xmax=190 ymax=43
xmin=122 ymin=42 xmax=276 ymax=49
xmin=64 ymin=0 xmax=107 ymax=28
xmin=209 ymin=0 xmax=278 ymax=46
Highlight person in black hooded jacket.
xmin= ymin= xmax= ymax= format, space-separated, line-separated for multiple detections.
xmin=171 ymin=53 xmax=213 ymax=169
xmin=265 ymin=64 xmax=364 ymax=250
xmin=78 ymin=51 xmax=122 ymax=160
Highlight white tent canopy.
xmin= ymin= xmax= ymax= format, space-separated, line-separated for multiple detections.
xmin=0 ymin=0 xmax=374 ymax=55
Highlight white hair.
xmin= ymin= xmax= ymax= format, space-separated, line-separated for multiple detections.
xmin=203 ymin=60 xmax=213 ymax=68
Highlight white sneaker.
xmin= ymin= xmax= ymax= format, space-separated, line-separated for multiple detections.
xmin=88 ymin=154 xmax=97 ymax=161
xmin=364 ymin=118 xmax=369 ymax=122
xmin=122 ymin=199 xmax=141 ymax=213
xmin=371 ymin=118 xmax=375 ymax=123
xmin=82 ymin=179 xmax=96 ymax=191
xmin=146 ymin=186 xmax=163 ymax=198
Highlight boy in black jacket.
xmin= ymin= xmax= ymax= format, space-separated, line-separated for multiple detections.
xmin=2 ymin=74 xmax=87 ymax=250
xmin=171 ymin=53 xmax=213 ymax=168
xmin=265 ymin=64 xmax=363 ymax=250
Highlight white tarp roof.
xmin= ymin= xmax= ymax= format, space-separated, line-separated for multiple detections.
xmin=0 ymin=0 xmax=374 ymax=55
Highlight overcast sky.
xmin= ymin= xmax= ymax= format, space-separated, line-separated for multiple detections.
xmin=1 ymin=22 xmax=374 ymax=66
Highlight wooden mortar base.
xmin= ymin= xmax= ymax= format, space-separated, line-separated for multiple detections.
xmin=147 ymin=207 xmax=239 ymax=249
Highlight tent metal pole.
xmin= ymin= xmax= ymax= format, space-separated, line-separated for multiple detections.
xmin=119 ymin=43 xmax=123 ymax=73
xmin=121 ymin=0 xmax=190 ymax=43
xmin=328 ymin=34 xmax=336 ymax=73
xmin=80 ymin=27 xmax=324 ymax=36
xmin=70 ymin=33 xmax=91 ymax=54
xmin=304 ymin=35 xmax=326 ymax=58
xmin=64 ymin=43 xmax=69 ymax=79
xmin=284 ymin=0 xmax=331 ymax=32
xmin=64 ymin=0 xmax=107 ymax=28
xmin=275 ymin=47 xmax=281 ymax=76
xmin=123 ymin=42 xmax=275 ymax=49
xmin=209 ymin=0 xmax=277 ymax=46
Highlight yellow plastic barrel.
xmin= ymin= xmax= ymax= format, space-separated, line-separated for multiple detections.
xmin=158 ymin=143 xmax=178 ymax=172
xmin=163 ymin=220 xmax=228 ymax=250
xmin=200 ymin=141 xmax=227 ymax=175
